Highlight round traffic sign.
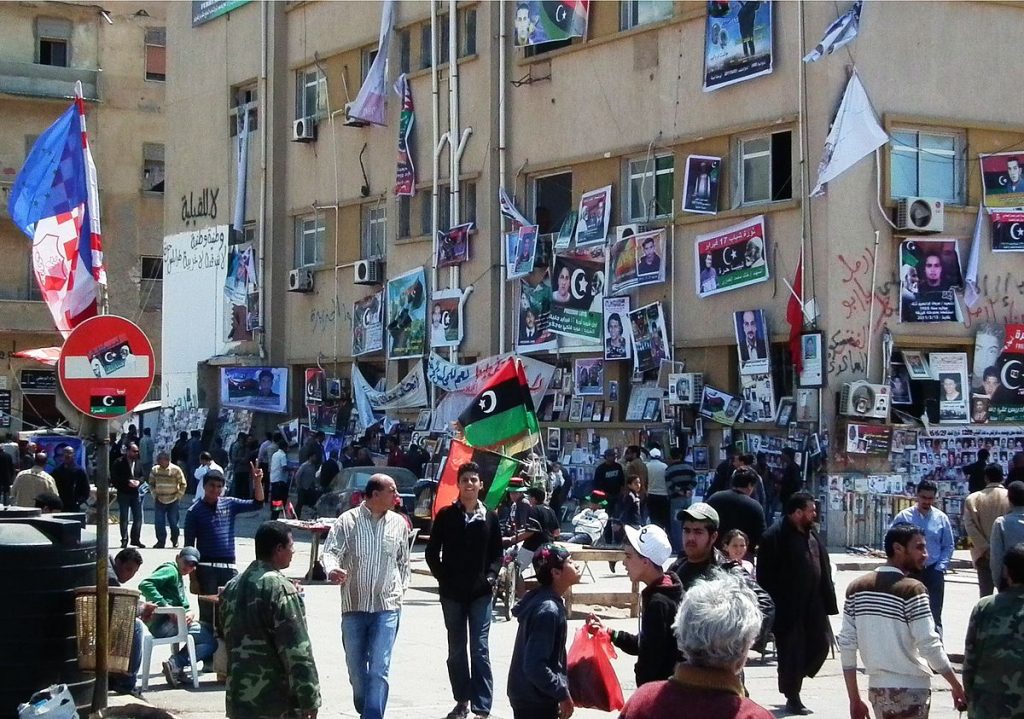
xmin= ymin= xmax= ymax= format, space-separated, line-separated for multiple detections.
xmin=58 ymin=315 xmax=155 ymax=419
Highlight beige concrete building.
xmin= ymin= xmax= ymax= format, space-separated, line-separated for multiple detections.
xmin=0 ymin=0 xmax=166 ymax=431
xmin=164 ymin=1 xmax=1024 ymax=479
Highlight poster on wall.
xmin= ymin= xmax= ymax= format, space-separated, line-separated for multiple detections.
xmin=224 ymin=243 xmax=258 ymax=342
xmin=436 ymin=223 xmax=473 ymax=267
xmin=517 ymin=269 xmax=557 ymax=353
xmin=550 ymin=247 xmax=605 ymax=341
xmin=990 ymin=210 xmax=1024 ymax=252
xmin=628 ymin=301 xmax=670 ymax=373
xmin=740 ymin=373 xmax=776 ymax=423
xmin=798 ymin=331 xmax=825 ymax=388
xmin=304 ymin=367 xmax=324 ymax=405
xmin=931 ymin=352 xmax=969 ymax=424
xmin=574 ymin=358 xmax=604 ymax=396
xmin=607 ymin=229 xmax=666 ymax=294
xmin=889 ymin=363 xmax=913 ymax=405
xmin=972 ymin=324 xmax=1004 ymax=397
xmin=703 ymin=0 xmax=774 ymax=92
xmin=980 ymin=152 xmax=1024 ymax=209
xmin=734 ymin=309 xmax=769 ymax=375
xmin=430 ymin=289 xmax=465 ymax=348
xmin=988 ymin=323 xmax=1024 ymax=422
xmin=386 ymin=267 xmax=427 ymax=360
xmin=682 ymin=155 xmax=721 ymax=214
xmin=574 ymin=185 xmax=612 ymax=247
xmin=511 ymin=0 xmax=590 ymax=47
xmin=511 ymin=225 xmax=539 ymax=278
xmin=899 ymin=239 xmax=963 ymax=323
xmin=352 ymin=291 xmax=384 ymax=357
xmin=603 ymin=296 xmax=633 ymax=361
xmin=694 ymin=215 xmax=769 ymax=298
xmin=220 ymin=367 xmax=288 ymax=414
xmin=846 ymin=423 xmax=891 ymax=456
xmin=699 ymin=385 xmax=742 ymax=426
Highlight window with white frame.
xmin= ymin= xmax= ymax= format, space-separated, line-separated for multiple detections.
xmin=626 ymin=154 xmax=674 ymax=221
xmin=620 ymin=0 xmax=674 ymax=30
xmin=362 ymin=204 xmax=386 ymax=259
xmin=294 ymin=215 xmax=324 ymax=268
xmin=737 ymin=130 xmax=793 ymax=206
xmin=890 ymin=128 xmax=965 ymax=205
xmin=295 ymin=67 xmax=326 ymax=122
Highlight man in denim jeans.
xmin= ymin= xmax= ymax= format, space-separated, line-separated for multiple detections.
xmin=149 ymin=451 xmax=187 ymax=548
xmin=322 ymin=474 xmax=410 ymax=719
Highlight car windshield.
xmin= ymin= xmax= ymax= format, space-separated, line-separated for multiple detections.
xmin=339 ymin=468 xmax=418 ymax=493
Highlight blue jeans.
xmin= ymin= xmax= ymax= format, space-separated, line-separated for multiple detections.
xmin=153 ymin=500 xmax=180 ymax=546
xmin=440 ymin=594 xmax=494 ymax=715
xmin=111 ymin=618 xmax=145 ymax=692
xmin=117 ymin=494 xmax=142 ymax=545
xmin=341 ymin=610 xmax=400 ymax=719
xmin=151 ymin=618 xmax=217 ymax=669
xmin=919 ymin=564 xmax=945 ymax=635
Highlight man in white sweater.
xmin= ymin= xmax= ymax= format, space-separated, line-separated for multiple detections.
xmin=838 ymin=524 xmax=966 ymax=719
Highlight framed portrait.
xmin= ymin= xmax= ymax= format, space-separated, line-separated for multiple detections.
xmin=592 ymin=400 xmax=605 ymax=422
xmin=609 ymin=381 xmax=619 ymax=402
xmin=547 ymin=427 xmax=561 ymax=452
xmin=775 ymin=397 xmax=796 ymax=428
xmin=582 ymin=400 xmax=595 ymax=422
xmin=550 ymin=367 xmax=564 ymax=390
xmin=798 ymin=332 xmax=825 ymax=388
xmin=568 ymin=397 xmax=584 ymax=423
xmin=603 ymin=405 xmax=613 ymax=422
xmin=574 ymin=358 xmax=605 ymax=396
xmin=902 ymin=350 xmax=932 ymax=380
xmin=553 ymin=392 xmax=566 ymax=412
xmin=414 ymin=409 xmax=431 ymax=431
xmin=692 ymin=445 xmax=710 ymax=471
xmin=642 ymin=398 xmax=661 ymax=421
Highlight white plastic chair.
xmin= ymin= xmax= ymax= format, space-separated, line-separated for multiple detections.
xmin=139 ymin=606 xmax=198 ymax=689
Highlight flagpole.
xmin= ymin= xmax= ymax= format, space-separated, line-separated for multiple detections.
xmin=498 ymin=0 xmax=508 ymax=355
xmin=796 ymin=0 xmax=810 ymax=324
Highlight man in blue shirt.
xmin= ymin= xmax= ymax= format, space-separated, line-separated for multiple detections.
xmin=891 ymin=479 xmax=954 ymax=635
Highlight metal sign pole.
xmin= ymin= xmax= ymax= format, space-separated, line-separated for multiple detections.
xmin=89 ymin=418 xmax=110 ymax=711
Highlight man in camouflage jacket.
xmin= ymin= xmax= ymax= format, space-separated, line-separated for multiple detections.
xmin=222 ymin=521 xmax=321 ymax=719
xmin=964 ymin=542 xmax=1024 ymax=719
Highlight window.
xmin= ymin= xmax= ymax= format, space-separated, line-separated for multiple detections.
xmin=142 ymin=143 xmax=164 ymax=193
xmin=36 ymin=17 xmax=71 ymax=67
xmin=620 ymin=0 xmax=674 ymax=30
xmin=145 ymin=28 xmax=166 ymax=81
xmin=438 ymin=185 xmax=451 ymax=232
xmin=419 ymin=14 xmax=451 ymax=69
xmin=39 ymin=39 xmax=68 ymax=67
xmin=362 ymin=205 xmax=386 ymax=259
xmin=361 ymin=47 xmax=379 ymax=82
xmin=461 ymin=8 xmax=477 ymax=57
xmin=626 ymin=154 xmax=674 ymax=221
xmin=397 ymin=196 xmax=411 ymax=238
xmin=139 ymin=256 xmax=163 ymax=311
xmin=295 ymin=68 xmax=326 ymax=121
xmin=230 ymin=85 xmax=258 ymax=136
xmin=398 ymin=29 xmax=411 ymax=74
xmin=532 ymin=172 xmax=573 ymax=234
xmin=890 ymin=128 xmax=965 ymax=204
xmin=294 ymin=215 xmax=325 ymax=268
xmin=737 ymin=130 xmax=792 ymax=206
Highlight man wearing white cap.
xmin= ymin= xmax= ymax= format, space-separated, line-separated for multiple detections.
xmin=588 ymin=524 xmax=683 ymax=686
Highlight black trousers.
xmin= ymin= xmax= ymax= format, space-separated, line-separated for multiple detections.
xmin=645 ymin=494 xmax=671 ymax=531
xmin=194 ymin=564 xmax=237 ymax=624
xmin=511 ymin=701 xmax=558 ymax=719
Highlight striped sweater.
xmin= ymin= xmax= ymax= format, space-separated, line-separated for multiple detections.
xmin=837 ymin=566 xmax=953 ymax=689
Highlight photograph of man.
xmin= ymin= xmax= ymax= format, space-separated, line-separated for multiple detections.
xmin=431 ymin=303 xmax=446 ymax=346
xmin=674 ymin=377 xmax=691 ymax=403
xmin=699 ymin=253 xmax=718 ymax=294
xmin=512 ymin=3 xmax=544 ymax=48
xmin=744 ymin=236 xmax=765 ymax=268
xmin=982 ymin=366 xmax=1000 ymax=398
xmin=636 ymin=235 xmax=661 ymax=278
xmin=940 ymin=373 xmax=963 ymax=402
xmin=920 ymin=251 xmax=951 ymax=294
xmin=803 ymin=335 xmax=817 ymax=360
xmin=735 ymin=310 xmax=768 ymax=373
xmin=256 ymin=369 xmax=279 ymax=400
xmin=1004 ymin=156 xmax=1023 ymax=193
xmin=519 ymin=308 xmax=538 ymax=343
xmin=890 ymin=364 xmax=913 ymax=405
xmin=605 ymin=312 xmax=628 ymax=359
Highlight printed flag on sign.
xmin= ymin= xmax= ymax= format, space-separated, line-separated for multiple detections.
xmin=431 ymin=439 xmax=520 ymax=517
xmin=457 ymin=357 xmax=539 ymax=452
xmin=8 ymin=85 xmax=105 ymax=337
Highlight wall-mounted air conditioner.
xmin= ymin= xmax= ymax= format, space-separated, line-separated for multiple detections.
xmin=353 ymin=259 xmax=383 ymax=285
xmin=288 ymin=268 xmax=314 ymax=292
xmin=895 ymin=196 xmax=944 ymax=233
xmin=292 ymin=117 xmax=317 ymax=142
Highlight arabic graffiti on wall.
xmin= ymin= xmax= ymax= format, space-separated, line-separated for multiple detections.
xmin=829 ymin=247 xmax=897 ymax=380
xmin=181 ymin=187 xmax=220 ymax=226
xmin=964 ymin=272 xmax=1024 ymax=327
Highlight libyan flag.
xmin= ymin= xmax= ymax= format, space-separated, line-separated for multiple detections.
xmin=457 ymin=357 xmax=539 ymax=452
xmin=432 ymin=439 xmax=520 ymax=517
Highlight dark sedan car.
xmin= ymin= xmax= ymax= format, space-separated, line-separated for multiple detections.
xmin=315 ymin=466 xmax=422 ymax=524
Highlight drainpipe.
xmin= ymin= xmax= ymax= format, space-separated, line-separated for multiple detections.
xmin=498 ymin=0 xmax=508 ymax=354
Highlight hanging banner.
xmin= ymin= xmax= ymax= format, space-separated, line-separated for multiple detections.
xmin=575 ymin=185 xmax=612 ymax=247
xmin=694 ymin=215 xmax=769 ymax=298
xmin=224 ymin=243 xmax=258 ymax=342
xmin=352 ymin=362 xmax=428 ymax=412
xmin=682 ymin=155 xmax=722 ymax=214
xmin=512 ymin=0 xmax=590 ymax=47
xmin=703 ymin=0 xmax=773 ymax=92
xmin=386 ymin=267 xmax=427 ymax=359
xmin=991 ymin=210 xmax=1024 ymax=252
xmin=988 ymin=324 xmax=1024 ymax=423
xmin=304 ymin=367 xmax=325 ymax=405
xmin=430 ymin=289 xmax=465 ymax=349
xmin=980 ymin=153 xmax=1024 ymax=209
xmin=607 ymin=228 xmax=666 ymax=295
xmin=603 ymin=296 xmax=633 ymax=361
xmin=734 ymin=309 xmax=769 ymax=375
xmin=550 ymin=247 xmax=605 ymax=341
xmin=436 ymin=222 xmax=473 ymax=267
xmin=931 ymin=352 xmax=969 ymax=424
xmin=899 ymin=239 xmax=963 ymax=323
xmin=352 ymin=291 xmax=385 ymax=357
xmin=517 ymin=268 xmax=557 ymax=354
xmin=347 ymin=0 xmax=394 ymax=126
xmin=628 ymin=301 xmax=670 ymax=373
xmin=511 ymin=225 xmax=539 ymax=278
xmin=393 ymin=73 xmax=416 ymax=196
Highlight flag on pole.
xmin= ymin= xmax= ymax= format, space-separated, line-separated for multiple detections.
xmin=810 ymin=72 xmax=888 ymax=197
xmin=8 ymin=84 xmax=105 ymax=337
xmin=457 ymin=357 xmax=539 ymax=452
xmin=394 ymin=73 xmax=416 ymax=196
xmin=346 ymin=0 xmax=395 ymax=127
xmin=964 ymin=206 xmax=984 ymax=308
xmin=803 ymin=1 xmax=862 ymax=63
xmin=431 ymin=439 xmax=520 ymax=516
xmin=787 ymin=257 xmax=804 ymax=373
xmin=498 ymin=187 xmax=530 ymax=229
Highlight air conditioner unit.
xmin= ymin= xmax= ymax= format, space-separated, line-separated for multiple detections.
xmin=288 ymin=268 xmax=314 ymax=292
xmin=895 ymin=196 xmax=944 ymax=233
xmin=343 ymin=103 xmax=370 ymax=128
xmin=353 ymin=259 xmax=383 ymax=285
xmin=840 ymin=381 xmax=891 ymax=419
xmin=292 ymin=117 xmax=317 ymax=142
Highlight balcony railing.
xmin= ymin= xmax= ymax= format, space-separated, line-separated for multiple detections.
xmin=0 ymin=59 xmax=98 ymax=101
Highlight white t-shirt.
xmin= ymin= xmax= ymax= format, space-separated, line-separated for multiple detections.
xmin=646 ymin=459 xmax=668 ymax=496
xmin=194 ymin=460 xmax=224 ymax=483
xmin=270 ymin=449 xmax=289 ymax=485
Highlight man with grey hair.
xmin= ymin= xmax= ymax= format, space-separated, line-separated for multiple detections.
xmin=619 ymin=573 xmax=773 ymax=719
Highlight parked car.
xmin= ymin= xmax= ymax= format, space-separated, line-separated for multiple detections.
xmin=315 ymin=466 xmax=423 ymax=526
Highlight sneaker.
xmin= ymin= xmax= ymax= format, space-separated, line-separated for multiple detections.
xmin=446 ymin=703 xmax=469 ymax=719
xmin=162 ymin=660 xmax=180 ymax=688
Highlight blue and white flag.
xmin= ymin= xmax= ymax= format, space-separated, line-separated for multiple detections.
xmin=498 ymin=186 xmax=530 ymax=228
xmin=803 ymin=1 xmax=862 ymax=63
xmin=347 ymin=0 xmax=394 ymax=127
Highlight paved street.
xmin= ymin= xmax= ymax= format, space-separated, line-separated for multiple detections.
xmin=120 ymin=504 xmax=981 ymax=719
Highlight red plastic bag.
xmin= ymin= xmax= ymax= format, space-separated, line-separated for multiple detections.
xmin=567 ymin=627 xmax=625 ymax=711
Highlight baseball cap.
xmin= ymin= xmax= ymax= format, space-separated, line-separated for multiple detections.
xmin=624 ymin=524 xmax=672 ymax=566
xmin=649 ymin=448 xmax=662 ymax=459
xmin=681 ymin=502 xmax=720 ymax=528
xmin=506 ymin=477 xmax=526 ymax=494
xmin=178 ymin=547 xmax=201 ymax=565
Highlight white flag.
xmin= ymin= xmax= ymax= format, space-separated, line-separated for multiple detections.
xmin=810 ymin=72 xmax=888 ymax=197
xmin=964 ymin=206 xmax=985 ymax=308
xmin=347 ymin=0 xmax=395 ymax=127
xmin=232 ymin=101 xmax=250 ymax=234
xmin=803 ymin=1 xmax=862 ymax=63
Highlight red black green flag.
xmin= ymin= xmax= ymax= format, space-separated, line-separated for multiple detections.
xmin=457 ymin=357 xmax=539 ymax=452
xmin=431 ymin=439 xmax=520 ymax=516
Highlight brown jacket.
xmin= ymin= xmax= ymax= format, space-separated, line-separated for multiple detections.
xmin=963 ymin=484 xmax=1010 ymax=560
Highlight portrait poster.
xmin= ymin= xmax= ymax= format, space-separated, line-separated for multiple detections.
xmin=224 ymin=243 xmax=258 ymax=342
xmin=734 ymin=309 xmax=769 ymax=375
xmin=703 ymin=0 xmax=774 ymax=92
xmin=512 ymin=0 xmax=590 ymax=48
xmin=512 ymin=224 xmax=539 ymax=278
xmin=669 ymin=373 xmax=699 ymax=405
xmin=740 ymin=373 xmax=776 ymax=423
xmin=550 ymin=247 xmax=605 ymax=341
xmin=899 ymin=239 xmax=963 ymax=323
xmin=699 ymin=385 xmax=743 ymax=426
xmin=574 ymin=358 xmax=604 ymax=396
xmin=846 ymin=423 xmax=891 ymax=456
xmin=608 ymin=229 xmax=666 ymax=294
xmin=971 ymin=394 xmax=991 ymax=424
xmin=987 ymin=323 xmax=1024 ymax=422
xmin=436 ymin=222 xmax=473 ymax=267
xmin=352 ymin=291 xmax=385 ymax=357
xmin=575 ymin=185 xmax=612 ymax=247
xmin=603 ymin=296 xmax=633 ymax=361
xmin=220 ymin=367 xmax=288 ymax=414
xmin=972 ymin=324 xmax=1004 ymax=397
xmin=798 ymin=331 xmax=825 ymax=388
xmin=889 ymin=363 xmax=913 ymax=405
xmin=990 ymin=210 xmax=1024 ymax=252
xmin=694 ymin=215 xmax=769 ymax=298
xmin=517 ymin=269 xmax=557 ymax=354
xmin=931 ymin=352 xmax=969 ymax=424
xmin=902 ymin=350 xmax=931 ymax=380
xmin=628 ymin=302 xmax=670 ymax=373
xmin=386 ymin=266 xmax=427 ymax=360
xmin=979 ymin=152 xmax=1024 ymax=209
xmin=682 ymin=155 xmax=722 ymax=214
xmin=429 ymin=289 xmax=464 ymax=349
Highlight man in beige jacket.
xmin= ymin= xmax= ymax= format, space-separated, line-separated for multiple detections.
xmin=963 ymin=463 xmax=1010 ymax=597
xmin=150 ymin=451 xmax=188 ymax=548
xmin=10 ymin=452 xmax=59 ymax=507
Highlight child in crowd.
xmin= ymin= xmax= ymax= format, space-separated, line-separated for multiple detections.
xmin=721 ymin=528 xmax=755 ymax=574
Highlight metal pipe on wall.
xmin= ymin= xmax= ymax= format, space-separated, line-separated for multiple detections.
xmin=498 ymin=0 xmax=508 ymax=354
xmin=448 ymin=0 xmax=459 ymax=363
xmin=257 ymin=0 xmax=269 ymax=360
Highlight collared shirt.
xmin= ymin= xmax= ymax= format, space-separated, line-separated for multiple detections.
xmin=891 ymin=505 xmax=955 ymax=572
xmin=461 ymin=499 xmax=487 ymax=525
xmin=184 ymin=495 xmax=263 ymax=563
xmin=321 ymin=503 xmax=410 ymax=614
xmin=194 ymin=460 xmax=224 ymax=484
xmin=270 ymin=449 xmax=289 ymax=485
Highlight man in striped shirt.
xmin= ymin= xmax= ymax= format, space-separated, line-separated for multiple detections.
xmin=838 ymin=524 xmax=967 ymax=719
xmin=322 ymin=473 xmax=410 ymax=719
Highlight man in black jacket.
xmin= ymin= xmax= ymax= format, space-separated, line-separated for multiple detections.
xmin=112 ymin=442 xmax=146 ymax=548
xmin=426 ymin=462 xmax=503 ymax=719
xmin=707 ymin=466 xmax=766 ymax=554
xmin=51 ymin=446 xmax=90 ymax=512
